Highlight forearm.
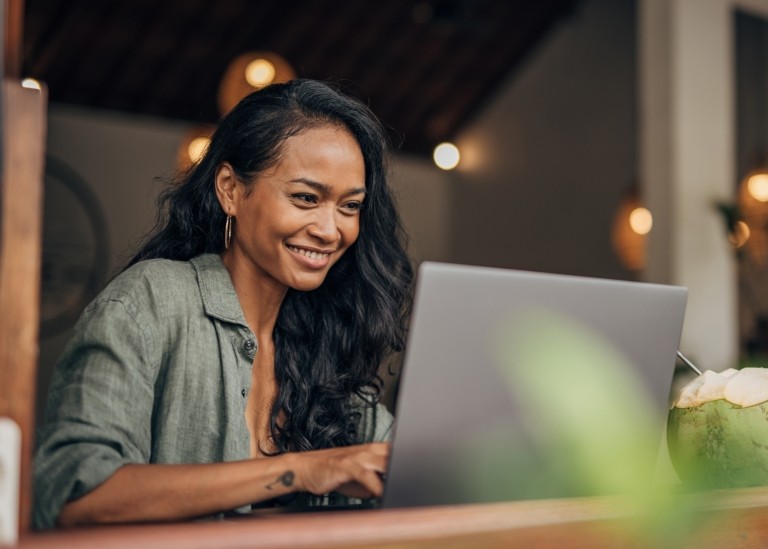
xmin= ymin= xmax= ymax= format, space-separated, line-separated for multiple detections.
xmin=57 ymin=454 xmax=299 ymax=527
xmin=56 ymin=442 xmax=388 ymax=527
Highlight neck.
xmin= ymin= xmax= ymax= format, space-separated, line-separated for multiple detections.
xmin=220 ymin=250 xmax=288 ymax=340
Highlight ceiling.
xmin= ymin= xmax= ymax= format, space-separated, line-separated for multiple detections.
xmin=22 ymin=0 xmax=583 ymax=156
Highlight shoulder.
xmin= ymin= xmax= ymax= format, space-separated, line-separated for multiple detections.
xmin=98 ymin=258 xmax=198 ymax=307
xmin=106 ymin=258 xmax=197 ymax=295
xmin=84 ymin=253 xmax=244 ymax=331
xmin=76 ymin=258 xmax=203 ymax=335
xmin=62 ymin=257 xmax=211 ymax=378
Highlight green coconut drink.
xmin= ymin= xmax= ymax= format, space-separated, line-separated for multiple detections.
xmin=667 ymin=367 xmax=768 ymax=489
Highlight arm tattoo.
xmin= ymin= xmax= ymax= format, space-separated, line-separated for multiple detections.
xmin=265 ymin=470 xmax=295 ymax=490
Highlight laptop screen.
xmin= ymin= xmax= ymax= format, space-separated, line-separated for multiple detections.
xmin=383 ymin=262 xmax=687 ymax=508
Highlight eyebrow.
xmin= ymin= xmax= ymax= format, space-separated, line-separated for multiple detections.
xmin=288 ymin=178 xmax=367 ymax=196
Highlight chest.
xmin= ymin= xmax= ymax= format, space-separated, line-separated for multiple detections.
xmin=244 ymin=346 xmax=278 ymax=457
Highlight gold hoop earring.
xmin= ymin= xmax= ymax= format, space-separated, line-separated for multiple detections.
xmin=224 ymin=215 xmax=233 ymax=249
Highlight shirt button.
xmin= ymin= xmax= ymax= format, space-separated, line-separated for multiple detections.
xmin=241 ymin=389 xmax=247 ymax=397
xmin=244 ymin=340 xmax=255 ymax=351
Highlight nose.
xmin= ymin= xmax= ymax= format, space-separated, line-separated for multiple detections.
xmin=307 ymin=206 xmax=341 ymax=244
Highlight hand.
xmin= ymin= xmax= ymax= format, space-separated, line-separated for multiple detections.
xmin=292 ymin=442 xmax=389 ymax=499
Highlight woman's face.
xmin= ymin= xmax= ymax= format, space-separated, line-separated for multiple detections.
xmin=219 ymin=125 xmax=366 ymax=292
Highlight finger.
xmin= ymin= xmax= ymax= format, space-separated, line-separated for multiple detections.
xmin=355 ymin=466 xmax=385 ymax=497
xmin=337 ymin=468 xmax=384 ymax=499
xmin=358 ymin=452 xmax=388 ymax=474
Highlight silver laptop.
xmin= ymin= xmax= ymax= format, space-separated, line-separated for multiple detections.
xmin=381 ymin=261 xmax=688 ymax=508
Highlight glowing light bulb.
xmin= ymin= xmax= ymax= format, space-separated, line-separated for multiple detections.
xmin=747 ymin=173 xmax=768 ymax=202
xmin=629 ymin=207 xmax=653 ymax=235
xmin=187 ymin=137 xmax=210 ymax=164
xmin=433 ymin=142 xmax=460 ymax=170
xmin=21 ymin=78 xmax=41 ymax=90
xmin=245 ymin=59 xmax=276 ymax=88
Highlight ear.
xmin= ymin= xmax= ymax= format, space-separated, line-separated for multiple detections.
xmin=215 ymin=162 xmax=240 ymax=215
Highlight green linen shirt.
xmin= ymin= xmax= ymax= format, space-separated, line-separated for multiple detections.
xmin=32 ymin=253 xmax=393 ymax=529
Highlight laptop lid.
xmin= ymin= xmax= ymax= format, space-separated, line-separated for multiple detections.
xmin=383 ymin=261 xmax=688 ymax=508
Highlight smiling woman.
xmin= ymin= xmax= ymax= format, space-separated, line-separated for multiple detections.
xmin=32 ymin=79 xmax=413 ymax=529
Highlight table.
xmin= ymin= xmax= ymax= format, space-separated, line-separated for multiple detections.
xmin=12 ymin=487 xmax=768 ymax=549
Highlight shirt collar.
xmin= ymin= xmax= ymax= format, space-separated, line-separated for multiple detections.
xmin=190 ymin=253 xmax=249 ymax=327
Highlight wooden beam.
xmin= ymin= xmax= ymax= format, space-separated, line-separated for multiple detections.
xmin=4 ymin=0 xmax=24 ymax=77
xmin=0 ymin=80 xmax=48 ymax=534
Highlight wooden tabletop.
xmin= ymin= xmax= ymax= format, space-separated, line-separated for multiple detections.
xmin=13 ymin=487 xmax=768 ymax=549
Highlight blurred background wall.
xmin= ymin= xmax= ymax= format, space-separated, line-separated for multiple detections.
xmin=450 ymin=0 xmax=634 ymax=278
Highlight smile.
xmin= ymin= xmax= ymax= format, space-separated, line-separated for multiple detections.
xmin=286 ymin=245 xmax=331 ymax=260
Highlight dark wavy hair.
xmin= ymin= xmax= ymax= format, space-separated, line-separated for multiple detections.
xmin=126 ymin=79 xmax=413 ymax=452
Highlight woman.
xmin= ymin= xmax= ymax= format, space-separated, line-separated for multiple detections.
xmin=33 ymin=79 xmax=413 ymax=528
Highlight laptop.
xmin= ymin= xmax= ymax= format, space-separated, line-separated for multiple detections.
xmin=245 ymin=261 xmax=687 ymax=515
xmin=380 ymin=261 xmax=688 ymax=508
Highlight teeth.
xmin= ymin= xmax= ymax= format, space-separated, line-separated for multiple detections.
xmin=288 ymin=245 xmax=329 ymax=260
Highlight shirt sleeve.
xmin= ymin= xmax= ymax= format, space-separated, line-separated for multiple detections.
xmin=32 ymin=294 xmax=158 ymax=529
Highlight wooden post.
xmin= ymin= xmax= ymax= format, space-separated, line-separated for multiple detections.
xmin=0 ymin=81 xmax=48 ymax=533
xmin=3 ymin=0 xmax=23 ymax=77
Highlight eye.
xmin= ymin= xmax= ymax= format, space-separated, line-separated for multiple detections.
xmin=341 ymin=200 xmax=363 ymax=214
xmin=292 ymin=193 xmax=318 ymax=205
